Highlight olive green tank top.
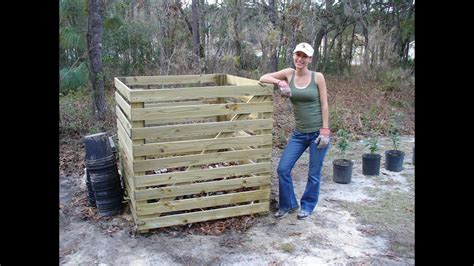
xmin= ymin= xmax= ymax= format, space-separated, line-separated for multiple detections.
xmin=289 ymin=71 xmax=323 ymax=133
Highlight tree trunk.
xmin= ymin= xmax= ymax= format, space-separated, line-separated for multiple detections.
xmin=130 ymin=0 xmax=135 ymax=20
xmin=313 ymin=28 xmax=326 ymax=70
xmin=192 ymin=0 xmax=200 ymax=71
xmin=336 ymin=31 xmax=343 ymax=74
xmin=199 ymin=0 xmax=206 ymax=58
xmin=144 ymin=0 xmax=150 ymax=22
xmin=347 ymin=23 xmax=356 ymax=68
xmin=362 ymin=25 xmax=370 ymax=66
xmin=269 ymin=0 xmax=278 ymax=72
xmin=87 ymin=0 xmax=106 ymax=121
xmin=232 ymin=0 xmax=242 ymax=69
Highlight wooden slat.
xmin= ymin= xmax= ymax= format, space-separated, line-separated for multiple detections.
xmin=133 ymin=148 xmax=272 ymax=172
xmin=129 ymin=85 xmax=273 ymax=102
xmin=114 ymin=77 xmax=131 ymax=101
xmin=120 ymin=74 xmax=219 ymax=86
xmin=116 ymin=106 xmax=132 ymax=137
xmin=133 ymin=134 xmax=272 ymax=157
xmin=135 ymin=162 xmax=271 ymax=187
xmin=132 ymin=119 xmax=272 ymax=140
xmin=144 ymin=117 xmax=217 ymax=127
xmin=121 ymin=157 xmax=136 ymax=201
xmin=118 ymin=146 xmax=137 ymax=214
xmin=137 ymin=189 xmax=270 ymax=216
xmin=131 ymin=101 xmax=273 ymax=121
xmin=138 ymin=202 xmax=268 ymax=230
xmin=144 ymin=134 xmax=219 ymax=144
xmin=131 ymin=101 xmax=147 ymax=207
xmin=226 ymin=74 xmax=260 ymax=85
xmin=135 ymin=175 xmax=270 ymax=200
xmin=145 ymin=100 xmax=205 ymax=108
xmin=117 ymin=120 xmax=134 ymax=173
xmin=117 ymin=119 xmax=133 ymax=159
xmin=115 ymin=91 xmax=131 ymax=119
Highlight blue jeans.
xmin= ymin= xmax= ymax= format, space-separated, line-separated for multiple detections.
xmin=277 ymin=129 xmax=330 ymax=214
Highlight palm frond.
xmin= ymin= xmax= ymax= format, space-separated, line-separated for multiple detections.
xmin=60 ymin=62 xmax=89 ymax=94
xmin=61 ymin=26 xmax=87 ymax=51
xmin=104 ymin=16 xmax=124 ymax=31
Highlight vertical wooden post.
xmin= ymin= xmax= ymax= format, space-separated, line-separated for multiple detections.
xmin=131 ymin=101 xmax=148 ymax=232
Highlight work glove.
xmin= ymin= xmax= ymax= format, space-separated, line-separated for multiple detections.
xmin=277 ymin=80 xmax=292 ymax=98
xmin=315 ymin=128 xmax=331 ymax=149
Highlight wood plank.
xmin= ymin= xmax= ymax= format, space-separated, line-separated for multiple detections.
xmin=131 ymin=101 xmax=273 ymax=121
xmin=117 ymin=119 xmax=133 ymax=159
xmin=138 ymin=202 xmax=268 ymax=230
xmin=137 ymin=189 xmax=270 ymax=216
xmin=117 ymin=122 xmax=134 ymax=174
xmin=135 ymin=175 xmax=270 ymax=201
xmin=133 ymin=134 xmax=272 ymax=157
xmin=145 ymin=100 xmax=205 ymax=108
xmin=115 ymin=91 xmax=131 ymax=119
xmin=121 ymin=159 xmax=136 ymax=208
xmin=120 ymin=74 xmax=219 ymax=86
xmin=116 ymin=106 xmax=132 ymax=137
xmin=133 ymin=148 xmax=272 ymax=172
xmin=132 ymin=119 xmax=272 ymax=140
xmin=144 ymin=134 xmax=218 ymax=144
xmin=129 ymin=85 xmax=273 ymax=102
xmin=114 ymin=77 xmax=131 ymax=101
xmin=144 ymin=117 xmax=217 ymax=127
xmin=135 ymin=162 xmax=271 ymax=188
xmin=118 ymin=146 xmax=137 ymax=215
xmin=131 ymin=101 xmax=147 ymax=205
xmin=225 ymin=74 xmax=260 ymax=85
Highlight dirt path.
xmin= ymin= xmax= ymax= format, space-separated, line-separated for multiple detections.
xmin=60 ymin=136 xmax=414 ymax=265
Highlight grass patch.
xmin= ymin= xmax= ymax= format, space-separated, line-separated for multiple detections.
xmin=343 ymin=190 xmax=414 ymax=258
xmin=59 ymin=87 xmax=117 ymax=137
xmin=401 ymin=172 xmax=414 ymax=190
xmin=280 ymin=243 xmax=295 ymax=253
xmin=376 ymin=177 xmax=401 ymax=186
xmin=363 ymin=186 xmax=381 ymax=197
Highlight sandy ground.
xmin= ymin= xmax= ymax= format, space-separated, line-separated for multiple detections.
xmin=59 ymin=136 xmax=415 ymax=265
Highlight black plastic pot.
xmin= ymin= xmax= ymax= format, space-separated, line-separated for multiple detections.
xmin=84 ymin=132 xmax=123 ymax=216
xmin=333 ymin=159 xmax=353 ymax=184
xmin=85 ymin=169 xmax=96 ymax=207
xmin=84 ymin=132 xmax=115 ymax=161
xmin=385 ymin=150 xmax=405 ymax=172
xmin=362 ymin=153 xmax=381 ymax=176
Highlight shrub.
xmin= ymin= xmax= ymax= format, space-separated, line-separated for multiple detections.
xmin=365 ymin=134 xmax=380 ymax=154
xmin=336 ymin=129 xmax=350 ymax=159
xmin=388 ymin=113 xmax=403 ymax=150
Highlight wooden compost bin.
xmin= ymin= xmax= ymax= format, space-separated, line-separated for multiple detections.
xmin=114 ymin=73 xmax=274 ymax=232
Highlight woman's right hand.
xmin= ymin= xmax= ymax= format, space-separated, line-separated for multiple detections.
xmin=277 ymin=80 xmax=292 ymax=98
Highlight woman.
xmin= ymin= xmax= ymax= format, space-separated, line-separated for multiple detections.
xmin=259 ymin=42 xmax=331 ymax=220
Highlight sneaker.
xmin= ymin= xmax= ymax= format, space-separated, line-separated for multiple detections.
xmin=297 ymin=210 xmax=310 ymax=220
xmin=274 ymin=206 xmax=299 ymax=219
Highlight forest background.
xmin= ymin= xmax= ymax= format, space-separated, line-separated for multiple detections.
xmin=59 ymin=0 xmax=414 ymax=176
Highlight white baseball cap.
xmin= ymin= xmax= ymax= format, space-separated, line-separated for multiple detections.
xmin=293 ymin=42 xmax=314 ymax=57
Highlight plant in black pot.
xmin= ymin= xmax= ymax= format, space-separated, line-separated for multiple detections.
xmin=362 ymin=133 xmax=381 ymax=176
xmin=333 ymin=129 xmax=353 ymax=184
xmin=385 ymin=120 xmax=405 ymax=172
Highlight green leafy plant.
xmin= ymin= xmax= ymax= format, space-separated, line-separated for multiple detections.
xmin=389 ymin=129 xmax=400 ymax=151
xmin=388 ymin=113 xmax=403 ymax=150
xmin=365 ymin=134 xmax=380 ymax=154
xmin=336 ymin=129 xmax=350 ymax=159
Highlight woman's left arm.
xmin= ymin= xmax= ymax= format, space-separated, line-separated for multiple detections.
xmin=316 ymin=72 xmax=329 ymax=129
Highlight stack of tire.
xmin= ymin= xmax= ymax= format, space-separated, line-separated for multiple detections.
xmin=84 ymin=132 xmax=123 ymax=216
